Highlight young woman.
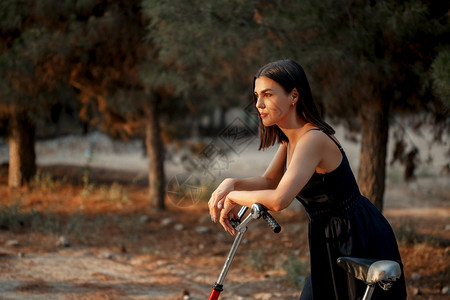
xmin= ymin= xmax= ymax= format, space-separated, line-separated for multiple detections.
xmin=208 ymin=60 xmax=407 ymax=299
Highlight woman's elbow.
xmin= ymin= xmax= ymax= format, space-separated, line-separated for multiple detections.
xmin=270 ymin=196 xmax=291 ymax=212
xmin=270 ymin=204 xmax=284 ymax=212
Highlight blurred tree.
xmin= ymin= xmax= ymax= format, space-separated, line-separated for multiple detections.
xmin=142 ymin=0 xmax=449 ymax=211
xmin=142 ymin=0 xmax=264 ymax=131
xmin=261 ymin=0 xmax=449 ymax=210
xmin=0 ymin=0 xmax=77 ymax=187
xmin=3 ymin=0 xmax=447 ymax=213
xmin=0 ymin=0 xmax=168 ymax=210
xmin=142 ymin=0 xmax=268 ymax=206
xmin=64 ymin=1 xmax=168 ymax=210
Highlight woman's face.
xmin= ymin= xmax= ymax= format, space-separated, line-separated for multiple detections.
xmin=254 ymin=76 xmax=294 ymax=127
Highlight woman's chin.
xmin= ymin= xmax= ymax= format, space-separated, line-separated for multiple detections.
xmin=262 ymin=119 xmax=274 ymax=127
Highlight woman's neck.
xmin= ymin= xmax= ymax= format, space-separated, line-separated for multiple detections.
xmin=280 ymin=118 xmax=313 ymax=145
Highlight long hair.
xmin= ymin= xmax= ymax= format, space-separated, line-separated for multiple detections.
xmin=252 ymin=59 xmax=335 ymax=150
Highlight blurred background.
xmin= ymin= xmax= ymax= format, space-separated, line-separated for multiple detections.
xmin=0 ymin=1 xmax=449 ymax=299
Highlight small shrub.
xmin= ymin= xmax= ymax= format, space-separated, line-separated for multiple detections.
xmin=246 ymin=251 xmax=310 ymax=287
xmin=80 ymin=169 xmax=95 ymax=197
xmin=114 ymin=213 xmax=145 ymax=242
xmin=28 ymin=208 xmax=66 ymax=235
xmin=280 ymin=255 xmax=309 ymax=288
xmin=0 ymin=202 xmax=90 ymax=240
xmin=100 ymin=182 xmax=129 ymax=203
xmin=245 ymin=250 xmax=266 ymax=272
xmin=64 ymin=210 xmax=88 ymax=239
xmin=140 ymin=246 xmax=161 ymax=257
xmin=0 ymin=202 xmax=29 ymax=230
xmin=394 ymin=222 xmax=419 ymax=246
xmin=32 ymin=171 xmax=68 ymax=190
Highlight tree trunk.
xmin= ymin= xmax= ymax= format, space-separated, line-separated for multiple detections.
xmin=145 ymin=98 xmax=166 ymax=210
xmin=8 ymin=111 xmax=36 ymax=188
xmin=357 ymin=98 xmax=389 ymax=212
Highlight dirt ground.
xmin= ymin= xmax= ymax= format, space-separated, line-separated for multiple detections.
xmin=0 ymin=131 xmax=449 ymax=300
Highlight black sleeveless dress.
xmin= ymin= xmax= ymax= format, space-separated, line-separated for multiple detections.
xmin=296 ymin=130 xmax=407 ymax=300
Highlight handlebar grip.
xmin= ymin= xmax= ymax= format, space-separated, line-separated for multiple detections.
xmin=261 ymin=210 xmax=281 ymax=233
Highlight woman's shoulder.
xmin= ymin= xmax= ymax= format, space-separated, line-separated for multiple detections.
xmin=299 ymin=129 xmax=343 ymax=159
xmin=304 ymin=128 xmax=341 ymax=146
xmin=293 ymin=128 xmax=329 ymax=154
xmin=300 ymin=127 xmax=328 ymax=142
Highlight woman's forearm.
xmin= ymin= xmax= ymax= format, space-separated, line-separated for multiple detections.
xmin=228 ymin=176 xmax=276 ymax=191
xmin=226 ymin=189 xmax=292 ymax=212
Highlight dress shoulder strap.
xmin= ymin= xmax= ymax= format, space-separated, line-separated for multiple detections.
xmin=308 ymin=128 xmax=343 ymax=152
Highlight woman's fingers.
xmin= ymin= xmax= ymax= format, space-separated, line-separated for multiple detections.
xmin=208 ymin=192 xmax=217 ymax=220
xmin=208 ymin=179 xmax=235 ymax=223
xmin=219 ymin=212 xmax=236 ymax=235
xmin=208 ymin=193 xmax=225 ymax=223
xmin=219 ymin=198 xmax=237 ymax=235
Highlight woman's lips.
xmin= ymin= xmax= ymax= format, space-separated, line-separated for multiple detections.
xmin=260 ymin=113 xmax=268 ymax=118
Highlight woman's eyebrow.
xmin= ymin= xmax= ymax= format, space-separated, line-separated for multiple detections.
xmin=255 ymin=88 xmax=274 ymax=94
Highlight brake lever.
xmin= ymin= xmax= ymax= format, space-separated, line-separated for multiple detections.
xmin=230 ymin=206 xmax=248 ymax=228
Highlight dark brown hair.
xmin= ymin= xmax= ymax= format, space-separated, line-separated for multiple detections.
xmin=252 ymin=59 xmax=335 ymax=150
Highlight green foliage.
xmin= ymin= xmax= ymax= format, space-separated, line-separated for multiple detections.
xmin=245 ymin=250 xmax=309 ymax=287
xmin=0 ymin=0 xmax=447 ymax=206
xmin=431 ymin=48 xmax=450 ymax=109
xmin=280 ymin=255 xmax=309 ymax=288
xmin=142 ymin=0 xmax=264 ymax=109
xmin=0 ymin=202 xmax=28 ymax=231
xmin=394 ymin=221 xmax=445 ymax=247
xmin=245 ymin=250 xmax=266 ymax=272
xmin=264 ymin=0 xmax=449 ymax=128
xmin=395 ymin=222 xmax=418 ymax=246
xmin=0 ymin=202 xmax=79 ymax=235
xmin=0 ymin=201 xmax=146 ymax=242
xmin=0 ymin=0 xmax=150 ymax=138
xmin=1 ymin=0 xmax=447 ymax=131
xmin=0 ymin=0 xmax=78 ymax=124
xmin=0 ymin=0 xmax=29 ymax=31
xmin=114 ymin=212 xmax=145 ymax=241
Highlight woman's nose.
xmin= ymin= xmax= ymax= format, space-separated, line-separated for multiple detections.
xmin=256 ymin=98 xmax=265 ymax=108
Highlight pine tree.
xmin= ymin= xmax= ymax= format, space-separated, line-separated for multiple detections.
xmin=0 ymin=0 xmax=76 ymax=187
xmin=262 ymin=0 xmax=449 ymax=210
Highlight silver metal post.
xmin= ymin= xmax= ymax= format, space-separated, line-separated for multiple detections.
xmin=216 ymin=229 xmax=246 ymax=285
xmin=215 ymin=204 xmax=262 ymax=285
xmin=362 ymin=285 xmax=375 ymax=300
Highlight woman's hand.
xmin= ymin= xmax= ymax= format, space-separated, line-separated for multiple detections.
xmin=219 ymin=195 xmax=238 ymax=235
xmin=208 ymin=178 xmax=235 ymax=223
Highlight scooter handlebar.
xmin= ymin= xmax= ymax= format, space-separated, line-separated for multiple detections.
xmin=251 ymin=203 xmax=281 ymax=234
xmin=262 ymin=210 xmax=281 ymax=233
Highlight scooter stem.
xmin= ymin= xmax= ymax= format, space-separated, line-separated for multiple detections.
xmin=208 ymin=214 xmax=251 ymax=299
xmin=207 ymin=229 xmax=246 ymax=300
xmin=217 ymin=228 xmax=247 ymax=285
xmin=208 ymin=204 xmax=280 ymax=299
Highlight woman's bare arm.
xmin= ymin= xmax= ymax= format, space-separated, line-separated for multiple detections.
xmin=220 ymin=131 xmax=327 ymax=234
xmin=208 ymin=143 xmax=287 ymax=222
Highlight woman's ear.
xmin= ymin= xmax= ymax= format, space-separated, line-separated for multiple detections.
xmin=291 ymin=88 xmax=299 ymax=102
xmin=290 ymin=89 xmax=299 ymax=106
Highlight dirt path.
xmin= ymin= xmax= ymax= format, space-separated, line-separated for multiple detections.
xmin=0 ymin=248 xmax=171 ymax=299
xmin=0 ymin=202 xmax=448 ymax=300
xmin=0 ymin=225 xmax=301 ymax=300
